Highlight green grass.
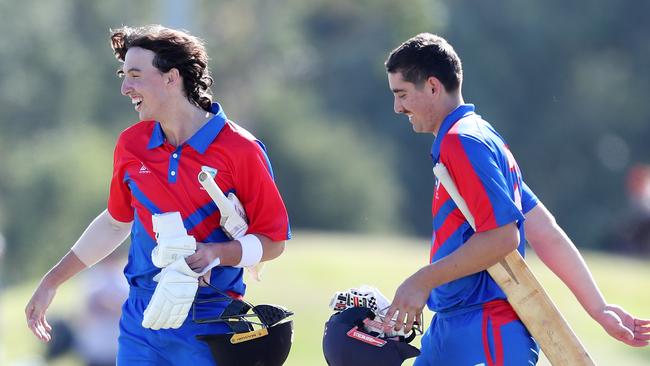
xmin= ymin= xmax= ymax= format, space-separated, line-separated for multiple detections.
xmin=2 ymin=231 xmax=649 ymax=365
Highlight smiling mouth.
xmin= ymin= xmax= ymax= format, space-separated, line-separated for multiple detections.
xmin=131 ymin=97 xmax=143 ymax=110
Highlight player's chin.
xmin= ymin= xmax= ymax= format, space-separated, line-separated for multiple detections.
xmin=411 ymin=120 xmax=436 ymax=134
xmin=138 ymin=110 xmax=151 ymax=121
xmin=135 ymin=103 xmax=152 ymax=120
xmin=410 ymin=121 xmax=425 ymax=133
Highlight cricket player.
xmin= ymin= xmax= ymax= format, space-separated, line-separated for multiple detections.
xmin=25 ymin=25 xmax=291 ymax=365
xmin=382 ymin=33 xmax=650 ymax=365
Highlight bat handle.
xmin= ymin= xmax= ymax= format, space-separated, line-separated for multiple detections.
xmin=198 ymin=171 xmax=211 ymax=183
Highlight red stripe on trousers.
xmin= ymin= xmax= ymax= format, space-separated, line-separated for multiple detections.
xmin=481 ymin=300 xmax=519 ymax=366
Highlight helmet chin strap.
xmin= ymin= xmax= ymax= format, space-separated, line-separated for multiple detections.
xmin=193 ymin=279 xmax=295 ymax=366
xmin=191 ymin=278 xmax=293 ymax=329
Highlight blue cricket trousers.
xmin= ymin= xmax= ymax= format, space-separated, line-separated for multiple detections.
xmin=117 ymin=288 xmax=231 ymax=366
xmin=414 ymin=300 xmax=539 ymax=366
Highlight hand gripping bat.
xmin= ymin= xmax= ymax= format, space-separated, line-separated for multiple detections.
xmin=198 ymin=170 xmax=264 ymax=281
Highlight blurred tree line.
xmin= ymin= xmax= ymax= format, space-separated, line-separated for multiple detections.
xmin=0 ymin=0 xmax=648 ymax=284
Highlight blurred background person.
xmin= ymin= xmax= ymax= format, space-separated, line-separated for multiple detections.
xmin=72 ymin=249 xmax=127 ymax=366
xmin=613 ymin=164 xmax=650 ymax=255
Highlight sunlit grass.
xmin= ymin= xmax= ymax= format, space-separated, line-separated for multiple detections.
xmin=2 ymin=231 xmax=649 ymax=365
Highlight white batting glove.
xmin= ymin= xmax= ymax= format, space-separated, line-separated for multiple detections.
xmin=151 ymin=236 xmax=196 ymax=268
xmin=220 ymin=192 xmax=248 ymax=240
xmin=142 ymin=258 xmax=200 ymax=330
xmin=151 ymin=212 xmax=197 ymax=268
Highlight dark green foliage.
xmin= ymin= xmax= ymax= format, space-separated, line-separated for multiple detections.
xmin=1 ymin=0 xmax=648 ymax=284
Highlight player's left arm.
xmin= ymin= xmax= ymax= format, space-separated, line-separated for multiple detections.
xmin=525 ymin=202 xmax=650 ymax=346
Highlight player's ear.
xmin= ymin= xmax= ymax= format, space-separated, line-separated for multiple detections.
xmin=165 ymin=68 xmax=181 ymax=86
xmin=426 ymin=76 xmax=438 ymax=95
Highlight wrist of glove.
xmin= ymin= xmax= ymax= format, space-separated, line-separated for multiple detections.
xmin=151 ymin=235 xmax=197 ymax=268
xmin=220 ymin=192 xmax=248 ymax=239
xmin=142 ymin=258 xmax=200 ymax=330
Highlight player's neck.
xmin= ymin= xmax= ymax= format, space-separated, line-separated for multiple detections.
xmin=158 ymin=101 xmax=213 ymax=147
xmin=432 ymin=93 xmax=465 ymax=136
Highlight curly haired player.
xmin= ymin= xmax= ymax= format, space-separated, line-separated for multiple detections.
xmin=25 ymin=25 xmax=290 ymax=365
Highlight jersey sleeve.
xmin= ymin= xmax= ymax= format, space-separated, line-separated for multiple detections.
xmin=107 ymin=137 xmax=134 ymax=223
xmin=521 ymin=181 xmax=539 ymax=214
xmin=233 ymin=140 xmax=290 ymax=241
xmin=441 ymin=134 xmax=524 ymax=232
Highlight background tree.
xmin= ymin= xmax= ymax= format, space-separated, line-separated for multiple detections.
xmin=1 ymin=0 xmax=648 ymax=284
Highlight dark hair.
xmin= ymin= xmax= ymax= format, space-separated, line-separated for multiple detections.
xmin=385 ymin=33 xmax=463 ymax=92
xmin=110 ymin=25 xmax=213 ymax=111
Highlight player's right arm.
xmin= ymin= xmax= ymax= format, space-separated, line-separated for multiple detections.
xmin=385 ymin=221 xmax=520 ymax=333
xmin=25 ymin=209 xmax=131 ymax=342
xmin=387 ymin=132 xmax=525 ymax=333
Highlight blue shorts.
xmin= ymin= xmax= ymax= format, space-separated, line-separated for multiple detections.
xmin=414 ymin=300 xmax=539 ymax=366
xmin=117 ymin=288 xmax=231 ymax=366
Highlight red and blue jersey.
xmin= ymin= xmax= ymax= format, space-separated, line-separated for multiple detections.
xmin=108 ymin=103 xmax=291 ymax=299
xmin=427 ymin=104 xmax=538 ymax=312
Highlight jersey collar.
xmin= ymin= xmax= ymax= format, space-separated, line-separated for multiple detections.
xmin=147 ymin=103 xmax=228 ymax=154
xmin=430 ymin=104 xmax=475 ymax=164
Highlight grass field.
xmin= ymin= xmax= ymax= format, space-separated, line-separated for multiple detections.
xmin=2 ymin=231 xmax=649 ymax=365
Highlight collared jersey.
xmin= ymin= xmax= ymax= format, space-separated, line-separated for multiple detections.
xmin=428 ymin=104 xmax=538 ymax=312
xmin=108 ymin=103 xmax=291 ymax=298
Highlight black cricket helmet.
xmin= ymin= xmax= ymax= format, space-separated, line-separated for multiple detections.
xmin=323 ymin=306 xmax=420 ymax=366
xmin=194 ymin=285 xmax=294 ymax=366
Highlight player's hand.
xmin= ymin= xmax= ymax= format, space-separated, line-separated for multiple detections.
xmin=594 ymin=304 xmax=650 ymax=347
xmin=25 ymin=283 xmax=56 ymax=342
xmin=383 ymin=269 xmax=429 ymax=334
xmin=186 ymin=242 xmax=221 ymax=273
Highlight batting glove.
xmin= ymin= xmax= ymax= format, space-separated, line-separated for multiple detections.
xmin=151 ymin=212 xmax=197 ymax=268
xmin=142 ymin=258 xmax=200 ymax=330
xmin=220 ymin=192 xmax=248 ymax=239
xmin=151 ymin=236 xmax=196 ymax=268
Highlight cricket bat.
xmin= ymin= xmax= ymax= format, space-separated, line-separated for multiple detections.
xmin=433 ymin=163 xmax=595 ymax=366
xmin=197 ymin=170 xmax=265 ymax=281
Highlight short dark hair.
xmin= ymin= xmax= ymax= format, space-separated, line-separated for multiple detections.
xmin=385 ymin=33 xmax=463 ymax=92
xmin=110 ymin=25 xmax=213 ymax=112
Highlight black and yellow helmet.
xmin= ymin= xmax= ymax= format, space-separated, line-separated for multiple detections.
xmin=194 ymin=294 xmax=293 ymax=366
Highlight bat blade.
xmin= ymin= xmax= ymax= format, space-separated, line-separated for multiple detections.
xmin=488 ymin=252 xmax=595 ymax=365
